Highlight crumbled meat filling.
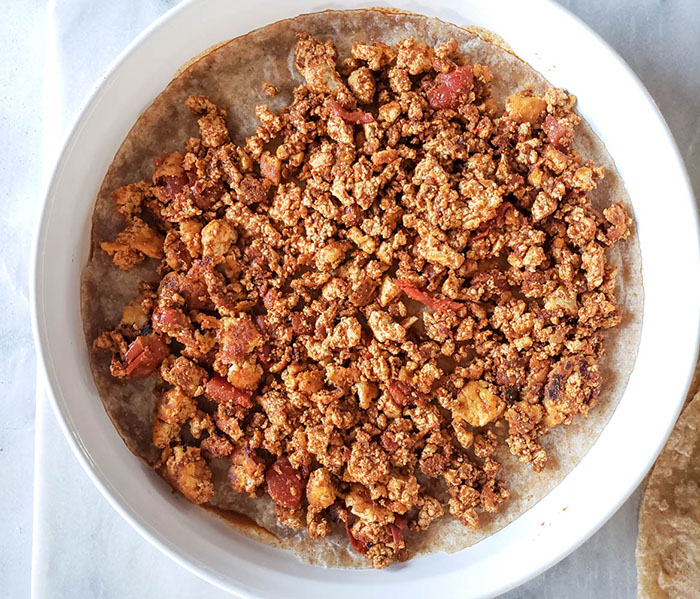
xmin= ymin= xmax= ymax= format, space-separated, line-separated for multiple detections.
xmin=94 ymin=32 xmax=632 ymax=568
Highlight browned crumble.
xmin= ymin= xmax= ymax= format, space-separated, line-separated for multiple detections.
xmin=261 ymin=81 xmax=279 ymax=98
xmin=95 ymin=32 xmax=631 ymax=568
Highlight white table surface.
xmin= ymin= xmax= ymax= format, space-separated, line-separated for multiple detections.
xmin=1 ymin=1 xmax=698 ymax=597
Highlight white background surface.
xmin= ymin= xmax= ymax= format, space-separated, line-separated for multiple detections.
xmin=1 ymin=1 xmax=698 ymax=597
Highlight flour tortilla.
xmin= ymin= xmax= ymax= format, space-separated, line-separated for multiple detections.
xmin=636 ymin=392 xmax=700 ymax=598
xmin=81 ymin=8 xmax=644 ymax=568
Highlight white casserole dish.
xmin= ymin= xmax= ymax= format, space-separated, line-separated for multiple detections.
xmin=31 ymin=0 xmax=700 ymax=597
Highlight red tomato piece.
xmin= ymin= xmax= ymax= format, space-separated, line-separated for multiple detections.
xmin=163 ymin=175 xmax=187 ymax=202
xmin=390 ymin=516 xmax=406 ymax=547
xmin=345 ymin=520 xmax=368 ymax=555
xmin=427 ymin=65 xmax=474 ymax=109
xmin=124 ymin=335 xmax=169 ymax=378
xmin=152 ymin=306 xmax=188 ymax=333
xmin=191 ymin=180 xmax=224 ymax=210
xmin=329 ymin=99 xmax=375 ymax=124
xmin=205 ymin=375 xmax=253 ymax=409
xmin=472 ymin=202 xmax=510 ymax=241
xmin=543 ymin=115 xmax=573 ymax=149
xmin=265 ymin=456 xmax=306 ymax=510
xmin=256 ymin=343 xmax=272 ymax=372
xmin=396 ymin=280 xmax=463 ymax=314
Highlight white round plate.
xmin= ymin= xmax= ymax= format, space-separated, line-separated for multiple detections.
xmin=32 ymin=0 xmax=700 ymax=597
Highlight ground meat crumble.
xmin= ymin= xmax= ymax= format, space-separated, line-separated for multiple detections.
xmin=94 ymin=32 xmax=631 ymax=568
